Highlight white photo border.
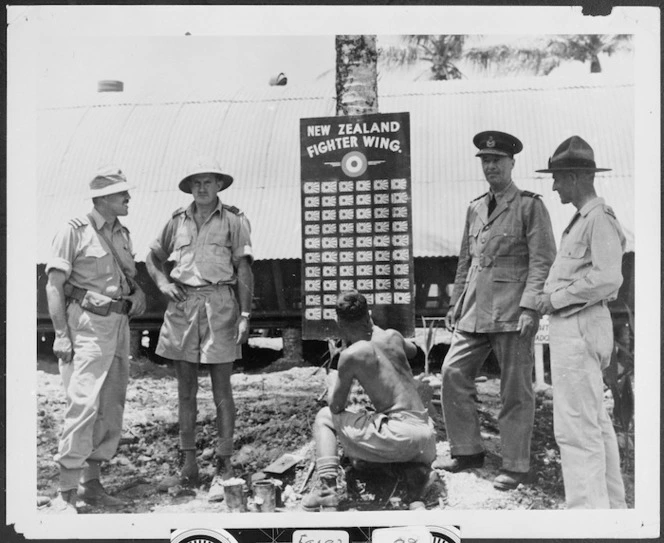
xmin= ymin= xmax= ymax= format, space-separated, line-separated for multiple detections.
xmin=6 ymin=4 xmax=660 ymax=540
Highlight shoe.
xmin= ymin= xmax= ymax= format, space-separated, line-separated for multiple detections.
xmin=302 ymin=477 xmax=340 ymax=512
xmin=432 ymin=453 xmax=484 ymax=473
xmin=77 ymin=479 xmax=126 ymax=507
xmin=208 ymin=475 xmax=226 ymax=503
xmin=49 ymin=490 xmax=78 ymax=514
xmin=493 ymin=470 xmax=529 ymax=491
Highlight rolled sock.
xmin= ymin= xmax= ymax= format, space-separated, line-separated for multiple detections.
xmin=316 ymin=455 xmax=339 ymax=481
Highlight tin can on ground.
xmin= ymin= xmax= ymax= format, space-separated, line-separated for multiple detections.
xmin=253 ymin=479 xmax=276 ymax=512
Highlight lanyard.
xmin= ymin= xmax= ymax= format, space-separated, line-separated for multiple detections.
xmin=87 ymin=213 xmax=135 ymax=294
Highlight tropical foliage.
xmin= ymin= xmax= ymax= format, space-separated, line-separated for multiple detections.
xmin=381 ymin=35 xmax=467 ymax=81
xmin=379 ymin=34 xmax=633 ymax=80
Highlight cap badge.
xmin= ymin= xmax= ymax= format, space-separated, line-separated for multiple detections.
xmin=486 ymin=136 xmax=496 ymax=148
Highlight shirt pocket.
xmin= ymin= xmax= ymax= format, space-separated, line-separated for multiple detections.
xmin=170 ymin=233 xmax=193 ymax=263
xmin=82 ymin=242 xmax=114 ymax=277
xmin=492 ymin=265 xmax=527 ymax=322
xmin=203 ymin=232 xmax=232 ymax=263
xmin=468 ymin=223 xmax=483 ymax=255
xmin=561 ymin=242 xmax=588 ymax=259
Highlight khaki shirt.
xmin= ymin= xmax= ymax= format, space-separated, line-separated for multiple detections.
xmin=46 ymin=208 xmax=136 ymax=298
xmin=150 ymin=199 xmax=253 ymax=287
xmin=544 ymin=197 xmax=626 ymax=316
xmin=452 ymin=182 xmax=556 ymax=333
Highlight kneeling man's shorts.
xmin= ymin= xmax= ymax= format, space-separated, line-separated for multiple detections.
xmin=332 ymin=408 xmax=436 ymax=464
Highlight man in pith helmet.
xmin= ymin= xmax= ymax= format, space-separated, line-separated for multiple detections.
xmin=436 ymin=131 xmax=556 ymax=491
xmin=146 ymin=156 xmax=254 ymax=502
xmin=45 ymin=165 xmax=146 ymax=513
xmin=535 ymin=135 xmax=627 ymax=509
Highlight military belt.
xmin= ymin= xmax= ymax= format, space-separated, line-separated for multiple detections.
xmin=471 ymin=255 xmax=529 ymax=269
xmin=63 ymin=283 xmax=131 ymax=315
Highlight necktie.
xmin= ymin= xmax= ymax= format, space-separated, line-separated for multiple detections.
xmin=488 ymin=194 xmax=496 ymax=216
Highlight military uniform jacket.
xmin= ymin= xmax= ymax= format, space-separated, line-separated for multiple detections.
xmin=451 ymin=182 xmax=556 ymax=333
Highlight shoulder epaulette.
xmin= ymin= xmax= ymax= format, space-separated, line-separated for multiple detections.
xmin=172 ymin=207 xmax=186 ymax=218
xmin=223 ymin=204 xmax=243 ymax=215
xmin=68 ymin=217 xmax=89 ymax=229
xmin=603 ymin=205 xmax=617 ymax=219
xmin=471 ymin=192 xmax=488 ymax=203
xmin=520 ymin=190 xmax=542 ymax=199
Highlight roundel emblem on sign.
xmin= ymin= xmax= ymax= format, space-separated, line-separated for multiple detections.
xmin=341 ymin=151 xmax=368 ymax=178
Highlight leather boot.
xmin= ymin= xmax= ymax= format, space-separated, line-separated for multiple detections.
xmin=302 ymin=477 xmax=339 ymax=512
xmin=179 ymin=450 xmax=199 ymax=486
xmin=77 ymin=479 xmax=127 ymax=507
xmin=208 ymin=457 xmax=232 ymax=503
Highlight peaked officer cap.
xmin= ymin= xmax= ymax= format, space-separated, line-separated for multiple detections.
xmin=179 ymin=156 xmax=234 ymax=193
xmin=474 ymin=130 xmax=523 ymax=157
xmin=536 ymin=135 xmax=611 ymax=173
xmin=89 ymin=165 xmax=134 ymax=198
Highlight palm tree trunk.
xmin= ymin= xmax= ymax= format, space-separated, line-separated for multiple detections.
xmin=335 ymin=35 xmax=379 ymax=116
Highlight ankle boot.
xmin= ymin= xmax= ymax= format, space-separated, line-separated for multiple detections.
xmin=179 ymin=450 xmax=199 ymax=486
xmin=302 ymin=477 xmax=339 ymax=511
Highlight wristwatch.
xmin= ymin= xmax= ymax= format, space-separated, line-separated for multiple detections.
xmin=240 ymin=311 xmax=251 ymax=320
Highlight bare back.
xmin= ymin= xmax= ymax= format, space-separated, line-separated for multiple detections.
xmin=334 ymin=326 xmax=425 ymax=414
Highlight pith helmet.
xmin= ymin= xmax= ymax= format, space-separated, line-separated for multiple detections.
xmin=536 ymin=136 xmax=611 ymax=173
xmin=178 ymin=156 xmax=234 ymax=193
xmin=89 ymin=165 xmax=134 ymax=198
xmin=474 ymin=130 xmax=523 ymax=157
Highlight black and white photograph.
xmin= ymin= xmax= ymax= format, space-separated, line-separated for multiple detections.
xmin=5 ymin=4 xmax=660 ymax=542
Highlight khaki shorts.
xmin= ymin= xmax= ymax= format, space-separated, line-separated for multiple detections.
xmin=332 ymin=408 xmax=436 ymax=465
xmin=156 ymin=284 xmax=241 ymax=364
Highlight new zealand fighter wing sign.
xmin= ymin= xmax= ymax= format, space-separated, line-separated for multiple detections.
xmin=299 ymin=112 xmax=414 ymax=340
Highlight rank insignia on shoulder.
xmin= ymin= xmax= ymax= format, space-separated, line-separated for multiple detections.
xmin=603 ymin=205 xmax=617 ymax=219
xmin=223 ymin=204 xmax=243 ymax=215
xmin=471 ymin=192 xmax=488 ymax=202
xmin=68 ymin=217 xmax=89 ymax=228
xmin=172 ymin=207 xmax=186 ymax=217
xmin=520 ymin=190 xmax=542 ymax=198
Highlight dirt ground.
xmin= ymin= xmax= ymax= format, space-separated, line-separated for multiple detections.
xmin=36 ymin=338 xmax=635 ymax=514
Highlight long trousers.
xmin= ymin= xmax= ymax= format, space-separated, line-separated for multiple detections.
xmin=441 ymin=329 xmax=535 ymax=472
xmin=55 ymin=302 xmax=129 ymax=491
xmin=549 ymin=303 xmax=627 ymax=509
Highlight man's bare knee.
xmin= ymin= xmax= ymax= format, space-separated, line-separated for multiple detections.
xmin=176 ymin=362 xmax=199 ymax=401
xmin=315 ymin=406 xmax=334 ymax=428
